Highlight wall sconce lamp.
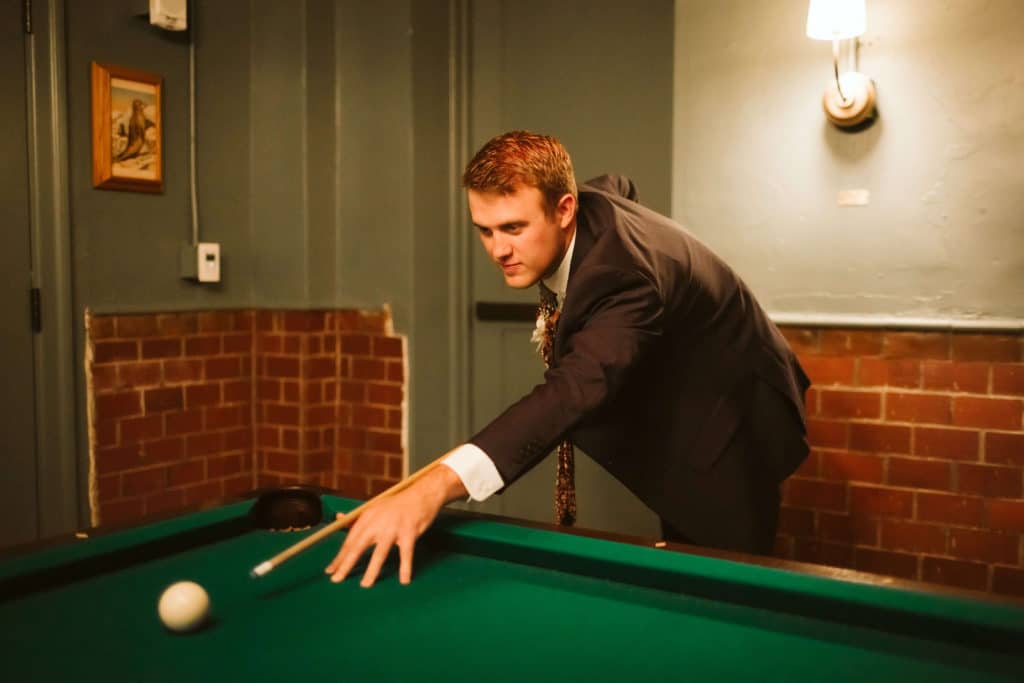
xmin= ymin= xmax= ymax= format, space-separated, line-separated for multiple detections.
xmin=806 ymin=0 xmax=876 ymax=128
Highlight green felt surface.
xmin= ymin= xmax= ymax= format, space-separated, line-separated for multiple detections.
xmin=1 ymin=496 xmax=1022 ymax=682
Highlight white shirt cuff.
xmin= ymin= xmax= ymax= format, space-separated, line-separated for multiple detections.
xmin=441 ymin=443 xmax=505 ymax=502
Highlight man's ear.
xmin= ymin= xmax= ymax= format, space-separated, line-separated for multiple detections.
xmin=556 ymin=193 xmax=576 ymax=229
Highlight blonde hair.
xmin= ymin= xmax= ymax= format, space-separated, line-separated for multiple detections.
xmin=462 ymin=130 xmax=577 ymax=216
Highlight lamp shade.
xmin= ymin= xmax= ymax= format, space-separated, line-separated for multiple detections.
xmin=806 ymin=0 xmax=866 ymax=40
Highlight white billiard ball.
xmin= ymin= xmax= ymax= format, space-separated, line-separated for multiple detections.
xmin=157 ymin=581 xmax=210 ymax=632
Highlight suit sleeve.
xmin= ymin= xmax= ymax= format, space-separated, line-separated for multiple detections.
xmin=581 ymin=174 xmax=639 ymax=202
xmin=469 ymin=266 xmax=663 ymax=488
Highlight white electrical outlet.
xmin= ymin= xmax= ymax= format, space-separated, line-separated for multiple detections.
xmin=197 ymin=242 xmax=220 ymax=282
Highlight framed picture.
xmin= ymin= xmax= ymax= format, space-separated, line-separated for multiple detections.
xmin=90 ymin=62 xmax=163 ymax=193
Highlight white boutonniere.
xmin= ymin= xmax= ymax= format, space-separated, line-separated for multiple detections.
xmin=531 ymin=313 xmax=547 ymax=354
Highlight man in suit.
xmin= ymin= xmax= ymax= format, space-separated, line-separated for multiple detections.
xmin=326 ymin=130 xmax=810 ymax=587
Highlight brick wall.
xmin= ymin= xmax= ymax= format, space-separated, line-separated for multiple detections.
xmin=86 ymin=308 xmax=405 ymax=526
xmin=776 ymin=327 xmax=1024 ymax=598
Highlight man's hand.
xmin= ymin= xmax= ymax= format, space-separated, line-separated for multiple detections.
xmin=324 ymin=464 xmax=467 ymax=587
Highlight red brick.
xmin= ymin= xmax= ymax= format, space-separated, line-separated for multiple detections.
xmin=282 ymin=428 xmax=300 ymax=450
xmin=880 ymin=520 xmax=946 ymax=554
xmin=917 ymin=492 xmax=984 ymax=526
xmin=948 ymin=529 xmax=1020 ymax=565
xmin=792 ymin=451 xmax=820 ymax=478
xmin=95 ymin=419 xmax=117 ymax=447
xmin=225 ymin=427 xmax=251 ymax=451
xmin=957 ymin=463 xmax=1023 ymax=499
xmin=850 ymin=423 xmax=911 ymax=454
xmin=800 ymin=356 xmax=855 ymax=386
xmin=163 ymin=358 xmax=203 ymax=383
xmin=115 ymin=315 xmax=160 ymax=338
xmin=234 ymin=311 xmax=254 ymax=330
xmin=257 ymin=427 xmax=280 ymax=448
xmin=197 ymin=312 xmax=233 ymax=333
xmin=168 ymin=460 xmax=205 ymax=487
xmin=265 ymin=356 xmax=300 ymax=379
xmin=282 ymin=381 xmax=300 ymax=403
xmin=989 ymin=500 xmax=1024 ymax=532
xmin=352 ymin=358 xmax=386 ymax=381
xmin=368 ymin=431 xmax=402 ymax=454
xmin=308 ymin=337 xmax=323 ymax=355
xmin=223 ymin=475 xmax=252 ymax=497
xmin=182 ymin=481 xmax=223 ymax=505
xmin=780 ymin=328 xmax=818 ymax=354
xmin=157 ymin=313 xmax=198 ymax=336
xmin=306 ymin=451 xmax=333 ymax=474
xmin=369 ymin=478 xmax=396 ymax=496
xmin=208 ymin=454 xmax=242 ymax=478
xmin=206 ymin=356 xmax=242 ymax=380
xmin=993 ymin=364 xmax=1024 ymax=396
xmin=914 ymin=427 xmax=980 ymax=461
xmin=849 ymin=486 xmax=914 ymax=518
xmin=341 ymin=334 xmax=371 ymax=355
xmin=266 ymin=451 xmax=300 ymax=473
xmin=820 ymin=451 xmax=884 ymax=483
xmin=146 ymin=489 xmax=185 ymax=515
xmin=265 ymin=404 xmax=299 ymax=426
xmin=95 ymin=445 xmax=141 ymax=474
xmin=118 ymin=362 xmax=161 ymax=387
xmin=258 ymin=334 xmax=282 ymax=354
xmin=89 ymin=316 xmax=116 ymax=340
xmin=90 ymin=365 xmax=118 ymax=391
xmin=783 ymin=478 xmax=847 ymax=511
xmin=166 ymin=410 xmax=203 ymax=436
xmin=387 ymin=361 xmax=404 ymax=383
xmin=354 ymin=405 xmax=387 ymax=429
xmin=922 ymin=557 xmax=988 ymax=592
xmin=206 ymin=405 xmax=244 ymax=430
xmin=819 ymin=390 xmax=881 ymax=419
xmin=793 ymin=539 xmax=855 ymax=568
xmin=144 ymin=387 xmax=183 ymax=413
xmin=338 ymin=428 xmax=367 ymax=449
xmin=387 ymin=456 xmax=403 ymax=480
xmin=353 ymin=452 xmax=386 ymax=476
xmin=120 ymin=415 xmax=163 ymax=445
xmin=986 ymin=432 xmax=1024 ymax=466
xmin=283 ymin=335 xmax=301 ymax=354
xmin=141 ymin=338 xmax=182 ymax=359
xmin=853 ymin=547 xmax=919 ymax=580
xmin=373 ymin=336 xmax=403 ymax=358
xmin=883 ymin=332 xmax=949 ymax=360
xmin=100 ymin=499 xmax=144 ymax=525
xmin=303 ymin=405 xmax=334 ymax=427
xmin=95 ymin=391 xmax=142 ymax=421
xmin=187 ymin=432 xmax=224 ymax=457
xmin=143 ymin=437 xmax=185 ymax=463
xmin=820 ymin=330 xmax=883 ymax=356
xmin=306 ymin=357 xmax=337 ymax=380
xmin=186 ymin=383 xmax=220 ymax=408
xmin=122 ymin=467 xmax=166 ymax=496
xmin=992 ymin=567 xmax=1024 ymax=598
xmin=258 ymin=379 xmax=280 ymax=401
xmin=857 ymin=359 xmax=921 ymax=389
xmin=888 ymin=458 xmax=951 ymax=491
xmin=224 ymin=380 xmax=251 ymax=403
xmin=388 ymin=409 xmax=402 ymax=430
xmin=93 ymin=341 xmax=138 ymax=364
xmin=952 ymin=396 xmax=1022 ymax=430
xmin=368 ymin=383 xmax=403 ymax=406
xmin=223 ymin=333 xmax=252 ymax=354
xmin=886 ymin=393 xmax=951 ymax=424
xmin=921 ymin=361 xmax=989 ymax=394
xmin=282 ymin=312 xmax=311 ymax=332
xmin=818 ymin=512 xmax=878 ymax=545
xmin=952 ymin=334 xmax=1021 ymax=362
xmin=97 ymin=474 xmax=120 ymax=501
xmin=304 ymin=382 xmax=323 ymax=404
xmin=335 ymin=474 xmax=369 ymax=498
xmin=186 ymin=336 xmax=221 ymax=357
xmin=341 ymin=382 xmax=365 ymax=402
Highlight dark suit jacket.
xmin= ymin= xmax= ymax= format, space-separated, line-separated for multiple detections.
xmin=470 ymin=175 xmax=810 ymax=542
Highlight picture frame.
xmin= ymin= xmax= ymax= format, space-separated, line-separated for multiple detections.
xmin=90 ymin=62 xmax=163 ymax=193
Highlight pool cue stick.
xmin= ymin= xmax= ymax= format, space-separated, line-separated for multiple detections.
xmin=249 ymin=458 xmax=444 ymax=578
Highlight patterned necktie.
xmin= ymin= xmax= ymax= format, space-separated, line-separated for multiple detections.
xmin=538 ymin=282 xmax=576 ymax=527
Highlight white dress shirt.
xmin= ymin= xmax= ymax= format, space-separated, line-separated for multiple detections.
xmin=442 ymin=230 xmax=578 ymax=500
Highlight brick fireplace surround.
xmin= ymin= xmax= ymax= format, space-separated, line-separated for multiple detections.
xmin=87 ymin=312 xmax=1023 ymax=598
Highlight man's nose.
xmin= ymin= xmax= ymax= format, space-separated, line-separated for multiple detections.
xmin=491 ymin=234 xmax=512 ymax=260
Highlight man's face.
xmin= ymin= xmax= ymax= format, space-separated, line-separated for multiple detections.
xmin=468 ymin=184 xmax=575 ymax=289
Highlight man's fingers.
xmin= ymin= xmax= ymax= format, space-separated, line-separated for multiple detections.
xmin=329 ymin=532 xmax=369 ymax=583
xmin=398 ymin=536 xmax=415 ymax=585
xmin=360 ymin=541 xmax=393 ymax=588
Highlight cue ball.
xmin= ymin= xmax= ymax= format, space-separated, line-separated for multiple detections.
xmin=157 ymin=581 xmax=210 ymax=632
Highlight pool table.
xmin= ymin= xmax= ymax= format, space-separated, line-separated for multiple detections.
xmin=1 ymin=492 xmax=1022 ymax=682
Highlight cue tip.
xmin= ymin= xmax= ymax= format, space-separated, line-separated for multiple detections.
xmin=250 ymin=561 xmax=273 ymax=579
